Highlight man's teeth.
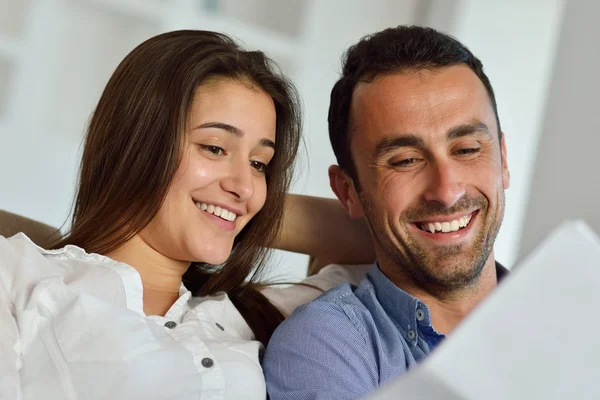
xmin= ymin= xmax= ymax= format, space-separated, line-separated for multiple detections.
xmin=420 ymin=214 xmax=472 ymax=233
xmin=194 ymin=202 xmax=237 ymax=222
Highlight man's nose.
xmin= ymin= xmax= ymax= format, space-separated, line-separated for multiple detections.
xmin=422 ymin=160 xmax=465 ymax=208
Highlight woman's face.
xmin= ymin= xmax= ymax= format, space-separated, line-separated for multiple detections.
xmin=139 ymin=78 xmax=277 ymax=265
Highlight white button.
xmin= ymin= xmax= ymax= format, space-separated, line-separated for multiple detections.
xmin=416 ymin=309 xmax=425 ymax=321
xmin=408 ymin=329 xmax=416 ymax=340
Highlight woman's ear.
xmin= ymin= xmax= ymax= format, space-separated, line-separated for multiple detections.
xmin=328 ymin=165 xmax=365 ymax=218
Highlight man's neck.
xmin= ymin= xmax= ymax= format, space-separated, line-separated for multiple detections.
xmin=380 ymin=256 xmax=498 ymax=335
xmin=105 ymin=235 xmax=190 ymax=316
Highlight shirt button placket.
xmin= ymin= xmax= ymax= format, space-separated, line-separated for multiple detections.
xmin=416 ymin=309 xmax=425 ymax=322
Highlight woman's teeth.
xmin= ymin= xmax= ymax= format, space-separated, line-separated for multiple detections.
xmin=195 ymin=202 xmax=237 ymax=222
xmin=419 ymin=214 xmax=473 ymax=233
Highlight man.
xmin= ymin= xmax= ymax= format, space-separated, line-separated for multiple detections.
xmin=263 ymin=25 xmax=510 ymax=399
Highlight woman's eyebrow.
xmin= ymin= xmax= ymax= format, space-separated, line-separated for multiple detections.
xmin=195 ymin=121 xmax=275 ymax=149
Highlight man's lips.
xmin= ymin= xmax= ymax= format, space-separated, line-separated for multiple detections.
xmin=413 ymin=211 xmax=479 ymax=234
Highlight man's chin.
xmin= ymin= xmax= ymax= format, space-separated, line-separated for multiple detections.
xmin=415 ymin=252 xmax=486 ymax=286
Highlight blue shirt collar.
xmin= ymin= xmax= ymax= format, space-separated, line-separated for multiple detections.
xmin=363 ymin=261 xmax=508 ymax=347
xmin=365 ymin=263 xmax=435 ymax=345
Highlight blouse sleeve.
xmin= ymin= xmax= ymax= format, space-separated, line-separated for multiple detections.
xmin=0 ymin=236 xmax=23 ymax=399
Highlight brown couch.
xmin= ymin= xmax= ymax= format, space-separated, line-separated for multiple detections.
xmin=0 ymin=210 xmax=61 ymax=247
xmin=0 ymin=211 xmax=341 ymax=273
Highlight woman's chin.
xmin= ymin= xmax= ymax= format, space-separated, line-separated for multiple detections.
xmin=188 ymin=248 xmax=232 ymax=266
xmin=181 ymin=236 xmax=235 ymax=265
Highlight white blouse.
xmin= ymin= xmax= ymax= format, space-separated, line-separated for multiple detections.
xmin=0 ymin=233 xmax=370 ymax=400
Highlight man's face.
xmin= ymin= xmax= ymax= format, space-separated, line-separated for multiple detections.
xmin=332 ymin=65 xmax=509 ymax=292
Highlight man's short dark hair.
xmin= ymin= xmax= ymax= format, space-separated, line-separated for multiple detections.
xmin=328 ymin=25 xmax=501 ymax=182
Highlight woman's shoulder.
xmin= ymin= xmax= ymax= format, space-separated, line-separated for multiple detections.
xmin=0 ymin=234 xmax=63 ymax=294
xmin=1 ymin=232 xmax=53 ymax=263
xmin=0 ymin=233 xmax=122 ymax=290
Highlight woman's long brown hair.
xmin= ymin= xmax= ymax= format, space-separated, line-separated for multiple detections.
xmin=52 ymin=30 xmax=301 ymax=345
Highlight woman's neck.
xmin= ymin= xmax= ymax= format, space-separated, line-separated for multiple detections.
xmin=105 ymin=235 xmax=191 ymax=316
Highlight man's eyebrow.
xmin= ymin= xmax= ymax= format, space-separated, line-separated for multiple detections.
xmin=447 ymin=121 xmax=491 ymax=140
xmin=195 ymin=121 xmax=275 ymax=149
xmin=374 ymin=134 xmax=425 ymax=159
xmin=373 ymin=121 xmax=492 ymax=159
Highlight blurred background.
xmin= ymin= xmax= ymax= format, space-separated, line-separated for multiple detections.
xmin=0 ymin=0 xmax=597 ymax=281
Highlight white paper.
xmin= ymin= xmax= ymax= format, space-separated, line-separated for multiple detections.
xmin=366 ymin=220 xmax=600 ymax=400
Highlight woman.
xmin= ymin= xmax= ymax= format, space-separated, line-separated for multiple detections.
xmin=0 ymin=30 xmax=372 ymax=399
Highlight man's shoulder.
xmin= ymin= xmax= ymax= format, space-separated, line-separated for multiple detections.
xmin=264 ymin=282 xmax=382 ymax=399
xmin=265 ymin=280 xmax=380 ymax=371
xmin=307 ymin=279 xmax=373 ymax=316
xmin=270 ymin=279 xmax=375 ymax=343
xmin=315 ymin=280 xmax=360 ymax=302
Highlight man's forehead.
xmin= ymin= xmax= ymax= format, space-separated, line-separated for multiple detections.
xmin=353 ymin=66 xmax=484 ymax=108
xmin=349 ymin=66 xmax=494 ymax=143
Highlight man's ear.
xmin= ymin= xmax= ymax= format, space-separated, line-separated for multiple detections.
xmin=328 ymin=165 xmax=365 ymax=218
xmin=500 ymin=132 xmax=510 ymax=190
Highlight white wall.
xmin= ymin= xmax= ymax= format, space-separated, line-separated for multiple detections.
xmin=438 ymin=0 xmax=566 ymax=268
xmin=0 ymin=0 xmax=162 ymax=230
xmin=0 ymin=1 xmax=79 ymax=230
xmin=518 ymin=0 xmax=600 ymax=259
xmin=272 ymin=0 xmax=567 ymax=277
xmin=265 ymin=0 xmax=421 ymax=280
xmin=0 ymin=0 xmax=422 ymax=281
xmin=0 ymin=0 xmax=569 ymax=281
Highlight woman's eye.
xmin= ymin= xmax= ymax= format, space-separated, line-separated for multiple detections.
xmin=200 ymin=145 xmax=225 ymax=155
xmin=250 ymin=160 xmax=267 ymax=173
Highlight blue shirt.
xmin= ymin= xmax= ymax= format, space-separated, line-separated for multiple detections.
xmin=263 ymin=262 xmax=507 ymax=400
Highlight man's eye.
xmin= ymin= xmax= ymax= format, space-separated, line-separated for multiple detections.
xmin=200 ymin=145 xmax=225 ymax=155
xmin=251 ymin=160 xmax=267 ymax=173
xmin=391 ymin=158 xmax=420 ymax=167
xmin=455 ymin=148 xmax=480 ymax=155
